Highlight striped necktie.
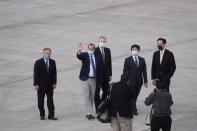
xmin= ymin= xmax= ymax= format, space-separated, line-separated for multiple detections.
xmin=45 ymin=60 xmax=49 ymax=72
xmin=134 ymin=56 xmax=138 ymax=68
xmin=90 ymin=54 xmax=96 ymax=77
xmin=101 ymin=47 xmax=105 ymax=63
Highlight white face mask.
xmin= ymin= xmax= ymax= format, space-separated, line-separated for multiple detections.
xmin=131 ymin=50 xmax=138 ymax=56
xmin=99 ymin=42 xmax=105 ymax=48
xmin=88 ymin=50 xmax=94 ymax=54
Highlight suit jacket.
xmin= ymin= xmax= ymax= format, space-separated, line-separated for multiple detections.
xmin=123 ymin=56 xmax=148 ymax=87
xmin=77 ymin=52 xmax=102 ymax=83
xmin=110 ymin=82 xmax=135 ymax=118
xmin=145 ymin=89 xmax=173 ymax=116
xmin=151 ymin=49 xmax=176 ymax=82
xmin=34 ymin=58 xmax=57 ymax=91
xmin=95 ymin=47 xmax=112 ymax=81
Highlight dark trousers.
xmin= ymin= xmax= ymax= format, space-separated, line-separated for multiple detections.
xmin=165 ymin=82 xmax=170 ymax=92
xmin=94 ymin=79 xmax=109 ymax=112
xmin=37 ymin=89 xmax=55 ymax=117
xmin=131 ymin=84 xmax=142 ymax=113
xmin=151 ymin=116 xmax=172 ymax=131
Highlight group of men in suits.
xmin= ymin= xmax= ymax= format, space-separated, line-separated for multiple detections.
xmin=77 ymin=36 xmax=112 ymax=120
xmin=33 ymin=37 xmax=176 ymax=121
xmin=123 ymin=38 xmax=176 ymax=115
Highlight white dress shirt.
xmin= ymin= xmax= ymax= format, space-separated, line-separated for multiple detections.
xmin=132 ymin=55 xmax=139 ymax=66
xmin=160 ymin=48 xmax=165 ymax=64
xmin=88 ymin=53 xmax=96 ymax=77
xmin=44 ymin=58 xmax=49 ymax=69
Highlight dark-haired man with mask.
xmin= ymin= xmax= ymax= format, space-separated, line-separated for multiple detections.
xmin=34 ymin=48 xmax=57 ymax=120
xmin=151 ymin=38 xmax=176 ymax=92
xmin=123 ymin=44 xmax=148 ymax=115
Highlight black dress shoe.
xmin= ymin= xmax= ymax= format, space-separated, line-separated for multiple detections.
xmin=48 ymin=117 xmax=58 ymax=120
xmin=86 ymin=115 xmax=90 ymax=120
xmin=89 ymin=115 xmax=95 ymax=119
xmin=133 ymin=112 xmax=138 ymax=116
xmin=40 ymin=116 xmax=45 ymax=120
xmin=86 ymin=115 xmax=95 ymax=120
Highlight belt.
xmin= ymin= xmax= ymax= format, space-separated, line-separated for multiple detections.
xmin=88 ymin=77 xmax=95 ymax=79
xmin=153 ymin=115 xmax=170 ymax=117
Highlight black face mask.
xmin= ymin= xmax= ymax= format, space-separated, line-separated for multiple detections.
xmin=157 ymin=45 xmax=163 ymax=50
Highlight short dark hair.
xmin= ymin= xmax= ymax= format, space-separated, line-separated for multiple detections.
xmin=120 ymin=74 xmax=128 ymax=83
xmin=131 ymin=44 xmax=140 ymax=51
xmin=43 ymin=48 xmax=51 ymax=52
xmin=156 ymin=80 xmax=166 ymax=89
xmin=157 ymin=38 xmax=167 ymax=44
xmin=88 ymin=43 xmax=95 ymax=48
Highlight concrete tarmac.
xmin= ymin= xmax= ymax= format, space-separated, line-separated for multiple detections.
xmin=0 ymin=0 xmax=197 ymax=131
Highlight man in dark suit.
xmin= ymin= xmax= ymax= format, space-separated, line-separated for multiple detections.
xmin=110 ymin=74 xmax=135 ymax=131
xmin=123 ymin=44 xmax=148 ymax=115
xmin=151 ymin=38 xmax=176 ymax=92
xmin=77 ymin=43 xmax=102 ymax=120
xmin=34 ymin=48 xmax=58 ymax=120
xmin=94 ymin=36 xmax=112 ymax=113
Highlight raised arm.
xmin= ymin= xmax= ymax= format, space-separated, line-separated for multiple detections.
xmin=145 ymin=92 xmax=155 ymax=106
xmin=76 ymin=43 xmax=85 ymax=60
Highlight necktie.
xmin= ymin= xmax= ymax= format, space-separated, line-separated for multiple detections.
xmin=90 ymin=54 xmax=96 ymax=77
xmin=101 ymin=47 xmax=105 ymax=63
xmin=134 ymin=56 xmax=138 ymax=68
xmin=45 ymin=60 xmax=49 ymax=72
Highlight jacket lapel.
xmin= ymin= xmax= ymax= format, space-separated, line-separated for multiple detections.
xmin=94 ymin=53 xmax=98 ymax=67
xmin=138 ymin=57 xmax=142 ymax=69
xmin=86 ymin=53 xmax=90 ymax=69
xmin=97 ymin=47 xmax=106 ymax=63
xmin=156 ymin=51 xmax=161 ymax=65
xmin=48 ymin=59 xmax=51 ymax=70
xmin=42 ymin=58 xmax=48 ymax=73
xmin=129 ymin=56 xmax=137 ymax=70
xmin=96 ymin=47 xmax=102 ymax=55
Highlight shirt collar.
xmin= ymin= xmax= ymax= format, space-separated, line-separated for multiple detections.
xmin=160 ymin=48 xmax=165 ymax=53
xmin=43 ymin=58 xmax=49 ymax=62
xmin=157 ymin=88 xmax=166 ymax=92
xmin=132 ymin=55 xmax=138 ymax=58
xmin=99 ymin=46 xmax=104 ymax=51
xmin=88 ymin=52 xmax=94 ymax=57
